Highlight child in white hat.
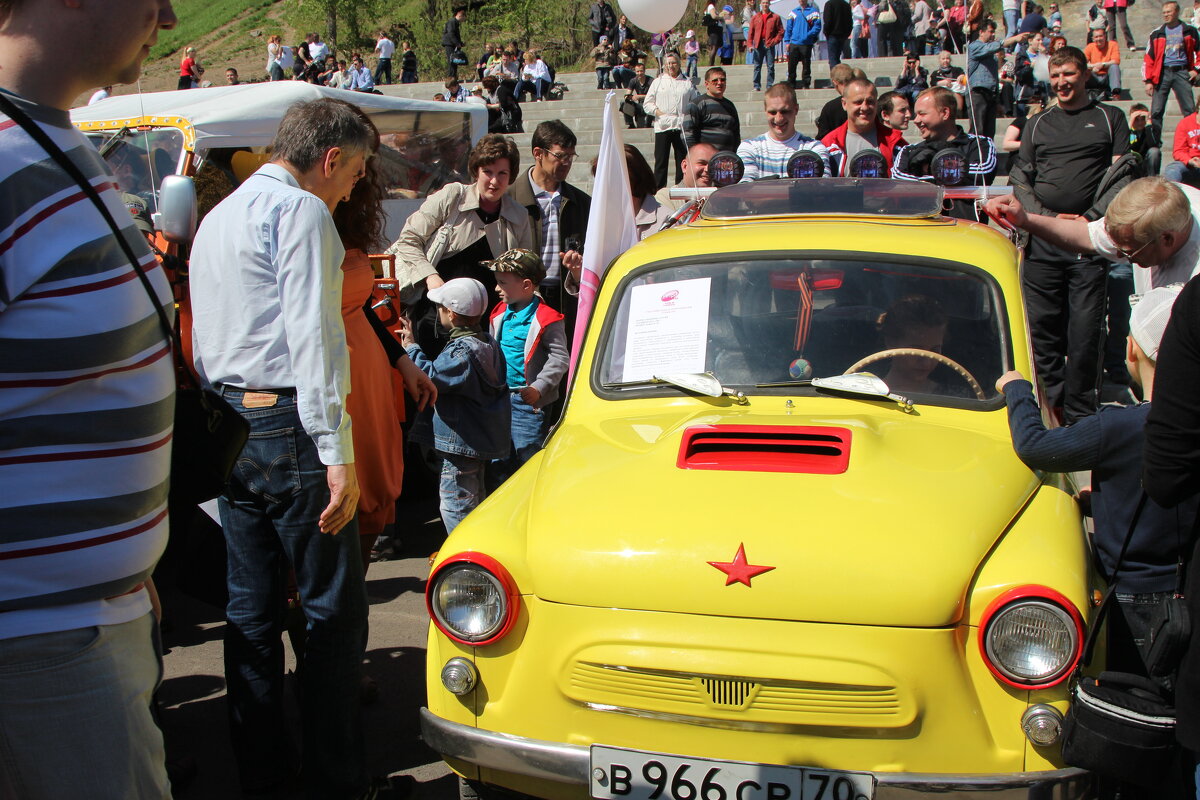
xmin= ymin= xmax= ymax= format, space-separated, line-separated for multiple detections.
xmin=398 ymin=278 xmax=511 ymax=532
xmin=997 ymin=284 xmax=1197 ymax=679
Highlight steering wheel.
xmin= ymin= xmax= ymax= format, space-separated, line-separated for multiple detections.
xmin=846 ymin=348 xmax=987 ymax=401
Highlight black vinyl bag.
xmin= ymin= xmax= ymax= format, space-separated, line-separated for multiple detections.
xmin=1059 ymin=494 xmax=1183 ymax=783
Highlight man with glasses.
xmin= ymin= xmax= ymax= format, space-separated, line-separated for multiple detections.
xmin=683 ymin=67 xmax=742 ymax=152
xmin=508 ymin=120 xmax=591 ymax=341
xmin=987 ymin=177 xmax=1200 ymax=289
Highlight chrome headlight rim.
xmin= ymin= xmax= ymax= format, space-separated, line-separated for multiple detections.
xmin=979 ymin=586 xmax=1084 ymax=689
xmin=426 ymin=552 xmax=520 ymax=646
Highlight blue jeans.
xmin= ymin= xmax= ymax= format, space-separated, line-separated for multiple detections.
xmin=686 ymin=54 xmax=698 ymax=78
xmin=1165 ymin=160 xmax=1200 ymax=188
xmin=0 ymin=613 xmax=169 ymax=800
xmin=611 ymin=65 xmax=634 ymax=88
xmin=218 ymin=390 xmax=367 ymax=799
xmin=596 ymin=67 xmax=611 ymax=88
xmin=752 ymin=43 xmax=775 ymax=88
xmin=440 ymin=452 xmax=486 ymax=533
xmin=490 ymin=393 xmax=549 ymax=487
xmin=826 ymin=34 xmax=846 ymax=66
xmin=1003 ymin=8 xmax=1019 ymax=38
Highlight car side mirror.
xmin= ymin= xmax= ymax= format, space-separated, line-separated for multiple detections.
xmin=153 ymin=175 xmax=197 ymax=243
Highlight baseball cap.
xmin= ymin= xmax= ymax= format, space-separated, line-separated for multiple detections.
xmin=121 ymin=192 xmax=154 ymax=235
xmin=485 ymin=248 xmax=547 ymax=284
xmin=686 ymin=29 xmax=696 ymax=37
xmin=428 ymin=277 xmax=489 ymax=317
xmin=1130 ymin=284 xmax=1184 ymax=361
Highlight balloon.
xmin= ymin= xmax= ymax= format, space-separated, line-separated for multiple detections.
xmin=618 ymin=0 xmax=688 ymax=34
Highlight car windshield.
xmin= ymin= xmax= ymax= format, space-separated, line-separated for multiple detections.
xmin=87 ymin=128 xmax=185 ymax=212
xmin=596 ymin=256 xmax=1010 ymax=407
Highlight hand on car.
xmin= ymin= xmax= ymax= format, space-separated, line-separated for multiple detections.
xmin=994 ymin=370 xmax=1025 ymax=393
xmin=983 ymin=195 xmax=1028 ymax=229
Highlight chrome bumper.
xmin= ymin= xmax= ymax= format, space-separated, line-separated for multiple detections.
xmin=420 ymin=709 xmax=1094 ymax=800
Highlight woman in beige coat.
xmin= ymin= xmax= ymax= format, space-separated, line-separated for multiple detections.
xmin=388 ymin=134 xmax=533 ymax=355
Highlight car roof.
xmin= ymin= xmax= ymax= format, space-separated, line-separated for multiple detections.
xmin=70 ymin=82 xmax=487 ymax=152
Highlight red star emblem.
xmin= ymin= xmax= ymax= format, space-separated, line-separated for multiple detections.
xmin=708 ymin=544 xmax=775 ymax=587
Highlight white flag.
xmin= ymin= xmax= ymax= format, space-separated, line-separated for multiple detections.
xmin=569 ymin=91 xmax=637 ymax=377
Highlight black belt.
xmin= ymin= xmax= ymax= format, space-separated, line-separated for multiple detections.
xmin=216 ymin=384 xmax=296 ymax=397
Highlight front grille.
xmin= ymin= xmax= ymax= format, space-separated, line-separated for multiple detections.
xmin=567 ymin=662 xmax=912 ymax=728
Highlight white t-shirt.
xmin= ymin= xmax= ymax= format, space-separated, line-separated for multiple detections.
xmin=309 ymin=40 xmax=330 ymax=62
xmin=376 ymin=36 xmax=396 ymax=58
xmin=88 ymin=88 xmax=110 ymax=105
xmin=1089 ymin=183 xmax=1200 ymax=288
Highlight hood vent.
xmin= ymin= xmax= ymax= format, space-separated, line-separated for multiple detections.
xmin=678 ymin=426 xmax=852 ymax=474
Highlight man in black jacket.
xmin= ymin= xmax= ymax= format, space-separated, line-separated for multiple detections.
xmin=589 ymin=0 xmax=617 ymax=46
xmin=508 ymin=120 xmax=592 ymax=341
xmin=443 ymin=6 xmax=466 ymax=79
xmin=823 ymin=0 xmax=852 ymax=66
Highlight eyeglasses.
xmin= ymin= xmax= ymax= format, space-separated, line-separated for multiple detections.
xmin=708 ymin=78 xmax=727 ymax=83
xmin=1112 ymin=234 xmax=1157 ymax=260
xmin=541 ymin=150 xmax=576 ymax=165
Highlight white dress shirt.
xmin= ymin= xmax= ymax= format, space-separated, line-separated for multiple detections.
xmin=1089 ymin=183 xmax=1200 ymax=289
xmin=190 ymin=164 xmax=354 ymax=465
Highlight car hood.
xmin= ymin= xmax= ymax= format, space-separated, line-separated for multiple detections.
xmin=519 ymin=407 xmax=1040 ymax=628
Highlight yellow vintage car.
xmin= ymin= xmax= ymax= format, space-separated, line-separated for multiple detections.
xmin=422 ymin=179 xmax=1095 ymax=800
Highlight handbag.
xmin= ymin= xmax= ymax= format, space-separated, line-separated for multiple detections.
xmin=1059 ymin=493 xmax=1181 ymax=784
xmin=878 ymin=3 xmax=899 ymax=23
xmin=1143 ymin=516 xmax=1192 ymax=688
xmin=0 ymin=93 xmax=248 ymax=507
xmin=451 ymin=47 xmax=468 ymax=65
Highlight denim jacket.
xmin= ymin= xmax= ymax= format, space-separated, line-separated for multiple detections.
xmin=407 ymin=329 xmax=511 ymax=459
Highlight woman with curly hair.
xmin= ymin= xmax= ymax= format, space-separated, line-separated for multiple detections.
xmin=388 ymin=133 xmax=533 ymax=356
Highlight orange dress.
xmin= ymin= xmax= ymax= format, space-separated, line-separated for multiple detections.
xmin=341 ymin=249 xmax=405 ymax=536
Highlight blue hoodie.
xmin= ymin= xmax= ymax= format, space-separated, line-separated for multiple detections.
xmin=785 ymin=2 xmax=822 ymax=45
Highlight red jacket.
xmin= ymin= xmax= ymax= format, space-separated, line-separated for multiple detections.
xmin=1174 ymin=112 xmax=1200 ymax=163
xmin=821 ymin=121 xmax=907 ymax=176
xmin=1142 ymin=22 xmax=1200 ymax=85
xmin=749 ymin=11 xmax=785 ymax=49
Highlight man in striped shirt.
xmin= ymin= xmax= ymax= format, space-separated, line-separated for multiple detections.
xmin=736 ymin=82 xmax=833 ymax=179
xmin=0 ymin=0 xmax=178 ymax=798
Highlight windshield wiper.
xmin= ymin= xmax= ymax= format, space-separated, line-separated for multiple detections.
xmin=97 ymin=126 xmax=130 ymax=158
xmin=602 ymin=372 xmax=748 ymax=405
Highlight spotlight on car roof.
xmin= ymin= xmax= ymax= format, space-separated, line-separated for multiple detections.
xmin=709 ymin=151 xmax=745 ymax=187
xmin=931 ymin=149 xmax=968 ymax=186
xmin=785 ymin=150 xmax=825 ymax=179
xmin=848 ymin=149 xmax=888 ymax=179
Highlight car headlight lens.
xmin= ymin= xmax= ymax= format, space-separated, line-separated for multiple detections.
xmin=426 ymin=554 xmax=519 ymax=646
xmin=981 ymin=590 xmax=1082 ymax=688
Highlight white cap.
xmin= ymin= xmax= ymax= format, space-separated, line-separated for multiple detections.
xmin=428 ymin=277 xmax=489 ymax=317
xmin=1130 ymin=283 xmax=1184 ymax=361
xmin=686 ymin=29 xmax=696 ymax=37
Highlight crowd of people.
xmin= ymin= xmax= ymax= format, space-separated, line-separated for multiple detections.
xmin=19 ymin=0 xmax=1200 ymax=797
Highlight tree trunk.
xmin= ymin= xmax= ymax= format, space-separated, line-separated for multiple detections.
xmin=326 ymin=6 xmax=337 ymax=55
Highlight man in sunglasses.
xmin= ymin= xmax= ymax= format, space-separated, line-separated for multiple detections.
xmin=987 ymin=176 xmax=1200 ymax=290
xmin=683 ymin=67 xmax=742 ymax=152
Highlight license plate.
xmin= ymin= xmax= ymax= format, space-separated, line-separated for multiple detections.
xmin=590 ymin=746 xmax=875 ymax=800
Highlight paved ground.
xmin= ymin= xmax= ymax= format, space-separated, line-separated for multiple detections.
xmin=155 ymin=489 xmax=459 ymax=800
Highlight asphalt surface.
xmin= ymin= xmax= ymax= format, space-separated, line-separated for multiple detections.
xmin=155 ymin=490 xmax=459 ymax=800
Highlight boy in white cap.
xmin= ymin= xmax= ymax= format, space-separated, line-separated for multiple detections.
xmin=399 ymin=277 xmax=511 ymax=532
xmin=996 ymin=284 xmax=1199 ymax=689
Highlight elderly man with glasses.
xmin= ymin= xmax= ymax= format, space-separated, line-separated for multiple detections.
xmin=987 ymin=177 xmax=1200 ymax=290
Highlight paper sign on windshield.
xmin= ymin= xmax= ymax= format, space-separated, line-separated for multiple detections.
xmin=622 ymin=277 xmax=711 ymax=383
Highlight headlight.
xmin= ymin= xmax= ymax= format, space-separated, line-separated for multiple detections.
xmin=979 ymin=587 xmax=1083 ymax=689
xmin=426 ymin=553 xmax=519 ymax=646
